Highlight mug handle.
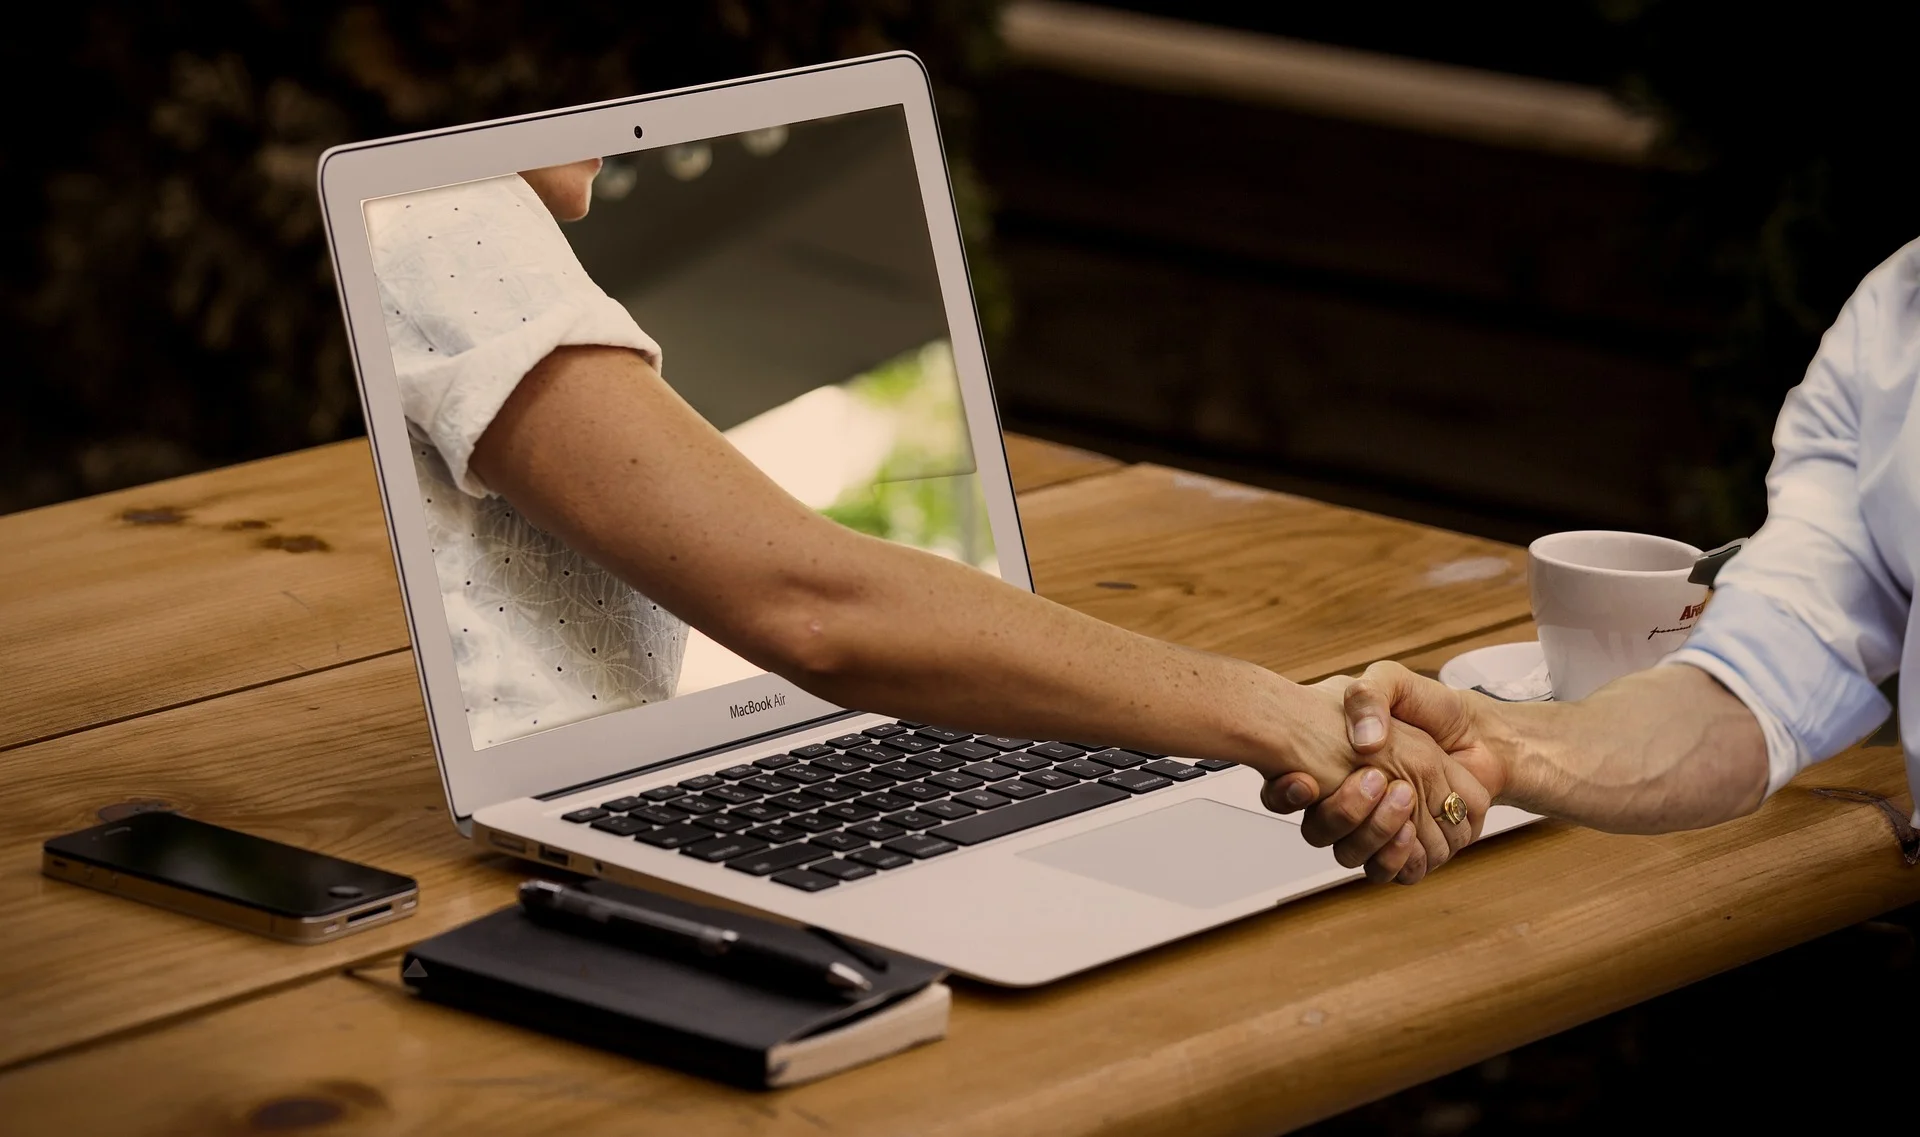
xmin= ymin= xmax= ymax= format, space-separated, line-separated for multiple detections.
xmin=1688 ymin=538 xmax=1748 ymax=587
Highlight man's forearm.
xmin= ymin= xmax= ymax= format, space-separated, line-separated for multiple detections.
xmin=1487 ymin=665 xmax=1770 ymax=833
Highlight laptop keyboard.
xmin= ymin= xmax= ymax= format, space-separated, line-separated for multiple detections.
xmin=559 ymin=722 xmax=1234 ymax=892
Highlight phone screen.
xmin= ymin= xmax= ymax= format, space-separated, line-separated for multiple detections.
xmin=44 ymin=812 xmax=415 ymax=918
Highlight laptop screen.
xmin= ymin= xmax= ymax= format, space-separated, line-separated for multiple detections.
xmin=361 ymin=105 xmax=999 ymax=751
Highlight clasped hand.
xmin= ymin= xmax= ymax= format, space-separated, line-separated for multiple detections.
xmin=1268 ymin=663 xmax=1505 ymax=884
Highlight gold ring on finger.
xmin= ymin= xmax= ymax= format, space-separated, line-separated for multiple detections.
xmin=1438 ymin=792 xmax=1467 ymax=826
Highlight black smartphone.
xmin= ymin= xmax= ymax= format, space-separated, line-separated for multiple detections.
xmin=42 ymin=811 xmax=418 ymax=943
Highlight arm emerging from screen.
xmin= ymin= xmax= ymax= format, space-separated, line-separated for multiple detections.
xmin=470 ymin=343 xmax=1488 ymax=872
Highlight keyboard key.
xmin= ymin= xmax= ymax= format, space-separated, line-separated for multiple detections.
xmin=883 ymin=834 xmax=957 ymax=859
xmin=846 ymin=821 xmax=905 ymax=841
xmin=1125 ymin=748 xmax=1166 ymax=759
xmin=914 ymin=727 xmax=970 ymax=743
xmin=810 ymin=831 xmax=869 ymax=852
xmin=673 ymin=796 xmax=723 ymax=815
xmin=886 ymin=810 xmax=942 ymax=830
xmin=819 ymin=802 xmax=879 ymax=823
xmin=1194 ymin=759 xmax=1237 ymax=771
xmin=642 ymin=785 xmax=687 ymax=801
xmin=848 ymin=847 xmax=913 ymax=870
xmin=1100 ymin=769 xmax=1174 ymax=794
xmin=883 ymin=734 xmax=939 ymax=754
xmin=893 ymin=781 xmax=949 ymax=802
xmin=1029 ymin=742 xmax=1086 ymax=760
xmin=787 ymin=744 xmax=836 ymax=760
xmin=1086 ymin=748 xmax=1148 ymax=769
xmin=732 ymin=802 xmax=787 ymax=822
xmin=974 ymin=736 xmax=1033 ymax=751
xmin=785 ymin=813 xmax=842 ymax=834
xmin=779 ymin=765 xmax=833 ymax=785
xmin=693 ymin=813 xmax=753 ymax=833
xmin=960 ymin=761 xmax=1019 ymax=781
xmin=1063 ymin=742 xmax=1108 ymax=752
xmin=727 ymin=843 xmax=831 ymax=876
xmin=746 ymin=824 xmax=806 ymax=844
xmin=930 ymin=782 xmax=1130 ymax=846
xmin=1144 ymin=759 xmax=1207 ymax=781
xmin=703 ymin=786 xmax=758 ymax=805
xmin=989 ymin=777 xmax=1045 ymax=800
xmin=856 ymin=792 xmax=914 ymax=812
xmin=812 ymin=858 xmax=877 ymax=881
xmin=681 ymin=836 xmax=768 ymax=863
xmin=631 ymin=804 xmax=690 ymax=825
xmin=872 ymin=761 xmax=925 ymax=782
xmin=590 ymin=815 xmax=650 ymax=836
xmin=941 ymin=741 xmax=1001 ymax=762
xmin=635 ymin=823 xmax=708 ymax=849
xmin=906 ymin=751 xmax=967 ymax=771
xmin=862 ymin=723 xmax=908 ymax=739
xmin=771 ymin=869 xmax=839 ymax=891
xmin=810 ymin=754 xmax=865 ymax=774
xmin=838 ymin=771 xmax=894 ymax=791
xmin=753 ymin=754 xmax=800 ymax=770
xmin=561 ymin=807 xmax=608 ymax=823
xmin=919 ymin=799 xmax=976 ymax=821
xmin=1055 ymin=759 xmax=1111 ymax=780
xmin=678 ymin=774 xmax=725 ymax=791
xmin=927 ymin=770 xmax=983 ymax=791
xmin=846 ymin=744 xmax=906 ymax=765
xmin=806 ymin=782 xmax=862 ymax=803
xmin=952 ymin=789 xmax=1012 ymax=810
xmin=826 ymin=734 xmax=869 ymax=749
xmin=740 ymin=774 xmax=798 ymax=795
xmin=768 ymin=792 xmax=827 ymax=812
xmin=894 ymin=720 xmax=926 ymax=729
xmin=1023 ymin=769 xmax=1080 ymax=790
xmin=599 ymin=796 xmax=644 ymax=812
xmin=716 ymin=765 xmax=759 ymax=780
xmin=996 ymin=752 xmax=1051 ymax=771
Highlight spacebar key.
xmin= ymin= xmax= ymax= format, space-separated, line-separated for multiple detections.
xmin=928 ymin=782 xmax=1129 ymax=846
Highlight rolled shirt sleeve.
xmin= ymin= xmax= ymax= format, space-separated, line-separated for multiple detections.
xmin=364 ymin=174 xmax=661 ymax=496
xmin=1667 ymin=245 xmax=1914 ymax=799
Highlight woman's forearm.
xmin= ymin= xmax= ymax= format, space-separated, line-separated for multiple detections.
xmin=470 ymin=345 xmax=1354 ymax=784
xmin=1487 ymin=665 xmax=1769 ymax=832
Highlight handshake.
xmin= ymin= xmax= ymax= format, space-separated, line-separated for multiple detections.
xmin=1258 ymin=662 xmax=1508 ymax=886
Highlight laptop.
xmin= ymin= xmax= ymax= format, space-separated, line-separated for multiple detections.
xmin=319 ymin=52 xmax=1528 ymax=985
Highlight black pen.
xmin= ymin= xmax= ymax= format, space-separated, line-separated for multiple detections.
xmin=518 ymin=880 xmax=872 ymax=996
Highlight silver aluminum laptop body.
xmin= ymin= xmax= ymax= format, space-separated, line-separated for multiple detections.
xmin=320 ymin=52 xmax=1533 ymax=986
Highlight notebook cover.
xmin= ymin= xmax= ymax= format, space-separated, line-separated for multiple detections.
xmin=402 ymin=881 xmax=946 ymax=1088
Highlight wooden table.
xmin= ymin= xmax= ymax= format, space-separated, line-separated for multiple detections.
xmin=1 ymin=434 xmax=1912 ymax=1136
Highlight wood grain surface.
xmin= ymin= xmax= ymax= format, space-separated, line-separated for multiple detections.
xmin=4 ymin=698 xmax=1911 ymax=1136
xmin=0 ymin=441 xmax=408 ymax=751
xmin=0 ymin=433 xmax=1110 ymax=753
xmin=8 ymin=439 xmax=1906 ymax=1137
xmin=0 ymin=444 xmax=1528 ymax=1070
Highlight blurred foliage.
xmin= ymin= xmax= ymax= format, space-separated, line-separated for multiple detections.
xmin=1600 ymin=0 xmax=1920 ymax=541
xmin=0 ymin=1 xmax=1005 ymax=513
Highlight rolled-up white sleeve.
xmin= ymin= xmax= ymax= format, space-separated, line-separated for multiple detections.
xmin=364 ymin=175 xmax=660 ymax=497
xmin=1666 ymin=262 xmax=1908 ymax=796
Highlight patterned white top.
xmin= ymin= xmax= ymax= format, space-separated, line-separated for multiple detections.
xmin=365 ymin=174 xmax=688 ymax=748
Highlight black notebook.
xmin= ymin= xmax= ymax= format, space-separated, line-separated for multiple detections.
xmin=400 ymin=881 xmax=949 ymax=1088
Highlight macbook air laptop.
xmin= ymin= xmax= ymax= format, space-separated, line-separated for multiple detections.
xmin=319 ymin=52 xmax=1531 ymax=986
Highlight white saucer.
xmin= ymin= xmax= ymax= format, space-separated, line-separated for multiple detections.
xmin=1438 ymin=640 xmax=1553 ymax=701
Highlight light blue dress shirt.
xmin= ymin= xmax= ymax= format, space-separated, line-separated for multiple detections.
xmin=1668 ymin=237 xmax=1920 ymax=820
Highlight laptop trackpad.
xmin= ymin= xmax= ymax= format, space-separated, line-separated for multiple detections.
xmin=1018 ymin=798 xmax=1335 ymax=909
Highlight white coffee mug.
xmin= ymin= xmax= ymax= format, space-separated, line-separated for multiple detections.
xmin=1529 ymin=530 xmax=1710 ymax=701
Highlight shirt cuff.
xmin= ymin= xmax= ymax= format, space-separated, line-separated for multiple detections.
xmin=1663 ymin=585 xmax=1893 ymax=797
xmin=401 ymin=295 xmax=661 ymax=497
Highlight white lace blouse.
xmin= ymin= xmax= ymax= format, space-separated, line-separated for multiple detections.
xmin=365 ymin=174 xmax=688 ymax=748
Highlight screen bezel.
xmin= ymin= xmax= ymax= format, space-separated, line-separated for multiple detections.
xmin=317 ymin=53 xmax=1031 ymax=822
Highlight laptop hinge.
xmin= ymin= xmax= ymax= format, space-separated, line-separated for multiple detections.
xmin=532 ymin=709 xmax=863 ymax=801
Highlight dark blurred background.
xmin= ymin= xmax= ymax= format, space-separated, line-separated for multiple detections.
xmin=4 ymin=1 xmax=1917 ymax=1128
